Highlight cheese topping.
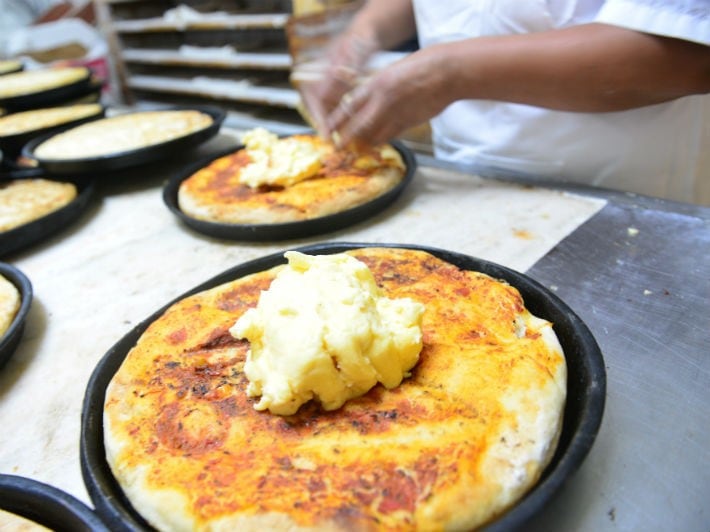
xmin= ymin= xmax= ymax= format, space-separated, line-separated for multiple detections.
xmin=230 ymin=251 xmax=425 ymax=415
xmin=238 ymin=128 xmax=323 ymax=188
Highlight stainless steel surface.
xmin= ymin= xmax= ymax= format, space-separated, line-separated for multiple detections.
xmin=522 ymin=188 xmax=710 ymax=530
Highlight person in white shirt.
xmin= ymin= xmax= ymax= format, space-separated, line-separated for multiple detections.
xmin=309 ymin=0 xmax=710 ymax=204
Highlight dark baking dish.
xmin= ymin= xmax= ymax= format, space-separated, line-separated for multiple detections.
xmin=162 ymin=140 xmax=417 ymax=241
xmin=0 ymin=474 xmax=109 ymax=532
xmin=0 ymin=104 xmax=105 ymax=159
xmin=0 ymin=67 xmax=93 ymax=111
xmin=22 ymin=105 xmax=226 ymax=175
xmin=0 ymin=176 xmax=95 ymax=258
xmin=80 ymin=242 xmax=606 ymax=532
xmin=0 ymin=262 xmax=32 ymax=368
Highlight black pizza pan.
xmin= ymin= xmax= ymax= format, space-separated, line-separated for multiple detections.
xmin=0 ymin=262 xmax=32 ymax=369
xmin=162 ymin=140 xmax=417 ymax=241
xmin=22 ymin=105 xmax=226 ymax=175
xmin=0 ymin=104 xmax=106 ymax=159
xmin=0 ymin=475 xmax=109 ymax=532
xmin=0 ymin=67 xmax=93 ymax=111
xmin=0 ymin=177 xmax=95 ymax=258
xmin=80 ymin=242 xmax=606 ymax=532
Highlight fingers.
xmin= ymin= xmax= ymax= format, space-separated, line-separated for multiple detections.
xmin=327 ymin=82 xmax=395 ymax=148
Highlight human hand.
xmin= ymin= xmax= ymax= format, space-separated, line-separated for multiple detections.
xmin=295 ymin=30 xmax=378 ymax=136
xmin=326 ymin=48 xmax=451 ymax=147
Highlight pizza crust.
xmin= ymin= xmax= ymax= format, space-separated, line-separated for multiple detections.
xmin=33 ymin=110 xmax=213 ymax=160
xmin=177 ymin=136 xmax=406 ymax=224
xmin=0 ymin=67 xmax=88 ymax=99
xmin=0 ymin=103 xmax=102 ymax=136
xmin=104 ymin=248 xmax=566 ymax=531
xmin=0 ymin=179 xmax=77 ymax=232
xmin=0 ymin=274 xmax=20 ymax=337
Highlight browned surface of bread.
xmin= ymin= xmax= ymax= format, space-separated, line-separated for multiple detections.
xmin=104 ymin=248 xmax=566 ymax=531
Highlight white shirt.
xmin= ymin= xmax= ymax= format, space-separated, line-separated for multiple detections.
xmin=412 ymin=0 xmax=710 ymax=204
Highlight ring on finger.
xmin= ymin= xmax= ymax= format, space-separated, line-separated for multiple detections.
xmin=339 ymin=92 xmax=355 ymax=116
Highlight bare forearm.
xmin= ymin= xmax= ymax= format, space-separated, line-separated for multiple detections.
xmin=347 ymin=0 xmax=416 ymax=51
xmin=439 ymin=23 xmax=710 ymax=112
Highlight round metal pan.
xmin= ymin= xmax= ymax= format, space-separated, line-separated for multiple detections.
xmin=0 ymin=262 xmax=32 ymax=369
xmin=162 ymin=140 xmax=417 ymax=241
xmin=80 ymin=242 xmax=606 ymax=532
xmin=0 ymin=474 xmax=109 ymax=532
xmin=23 ymin=105 xmax=226 ymax=175
xmin=0 ymin=176 xmax=95 ymax=258
xmin=0 ymin=160 xmax=44 ymax=178
xmin=0 ymin=104 xmax=105 ymax=159
xmin=0 ymin=67 xmax=93 ymax=111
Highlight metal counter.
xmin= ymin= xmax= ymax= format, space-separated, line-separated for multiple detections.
xmin=483 ymin=166 xmax=710 ymax=532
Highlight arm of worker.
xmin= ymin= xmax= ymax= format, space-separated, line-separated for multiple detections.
xmin=326 ymin=22 xmax=710 ymax=147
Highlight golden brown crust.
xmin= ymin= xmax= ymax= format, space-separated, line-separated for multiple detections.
xmin=177 ymin=136 xmax=406 ymax=224
xmin=104 ymin=248 xmax=566 ymax=531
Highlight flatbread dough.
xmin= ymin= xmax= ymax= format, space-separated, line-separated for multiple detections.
xmin=104 ymin=248 xmax=567 ymax=531
xmin=0 ymin=104 xmax=102 ymax=136
xmin=178 ymin=135 xmax=407 ymax=224
xmin=0 ymin=274 xmax=20 ymax=337
xmin=0 ymin=179 xmax=77 ymax=232
xmin=0 ymin=67 xmax=88 ymax=99
xmin=32 ymin=110 xmax=213 ymax=160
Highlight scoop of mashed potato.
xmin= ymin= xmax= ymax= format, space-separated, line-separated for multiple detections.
xmin=238 ymin=128 xmax=323 ymax=188
xmin=230 ymin=251 xmax=425 ymax=415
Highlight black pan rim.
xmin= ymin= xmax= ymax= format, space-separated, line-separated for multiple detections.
xmin=80 ymin=241 xmax=606 ymax=532
xmin=0 ymin=262 xmax=32 ymax=369
xmin=162 ymin=139 xmax=417 ymax=241
xmin=0 ymin=103 xmax=106 ymax=158
xmin=0 ymin=474 xmax=109 ymax=532
xmin=22 ymin=104 xmax=226 ymax=175
xmin=0 ymin=177 xmax=96 ymax=258
xmin=0 ymin=67 xmax=93 ymax=110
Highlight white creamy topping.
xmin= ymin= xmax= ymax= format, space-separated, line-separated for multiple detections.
xmin=230 ymin=251 xmax=425 ymax=415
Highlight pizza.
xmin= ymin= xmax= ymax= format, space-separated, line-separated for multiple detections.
xmin=0 ymin=103 xmax=102 ymax=137
xmin=104 ymin=247 xmax=567 ymax=531
xmin=0 ymin=66 xmax=89 ymax=100
xmin=32 ymin=109 xmax=213 ymax=160
xmin=0 ymin=274 xmax=20 ymax=338
xmin=0 ymin=179 xmax=77 ymax=232
xmin=177 ymin=130 xmax=407 ymax=224
xmin=0 ymin=509 xmax=50 ymax=531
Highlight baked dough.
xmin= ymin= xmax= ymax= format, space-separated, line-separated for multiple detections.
xmin=0 ymin=60 xmax=22 ymax=75
xmin=0 ymin=67 xmax=88 ymax=99
xmin=177 ymin=135 xmax=406 ymax=224
xmin=0 ymin=103 xmax=102 ymax=136
xmin=0 ymin=179 xmax=77 ymax=232
xmin=33 ymin=110 xmax=213 ymax=160
xmin=104 ymin=248 xmax=567 ymax=531
xmin=0 ymin=274 xmax=20 ymax=337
